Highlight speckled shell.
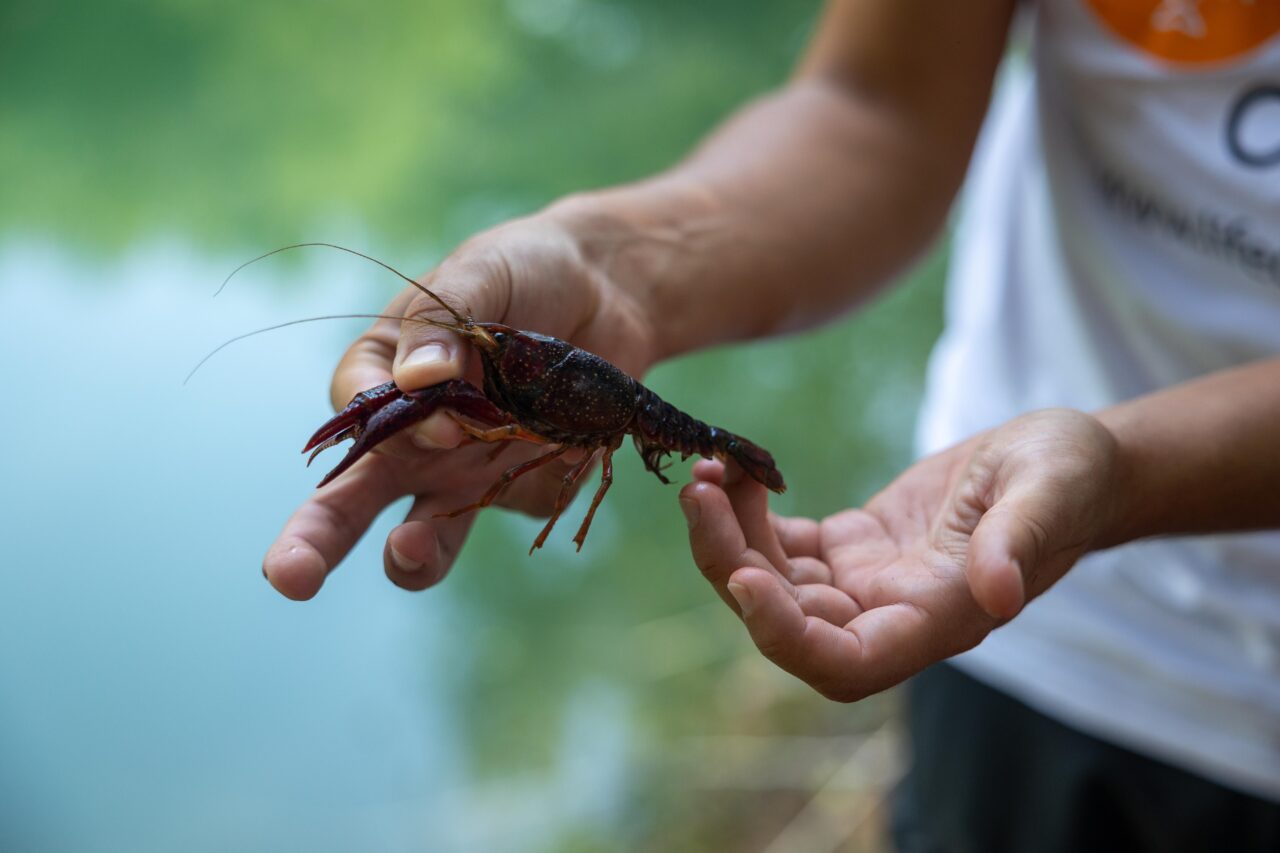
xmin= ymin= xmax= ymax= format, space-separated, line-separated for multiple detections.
xmin=481 ymin=331 xmax=638 ymax=441
xmin=476 ymin=326 xmax=785 ymax=492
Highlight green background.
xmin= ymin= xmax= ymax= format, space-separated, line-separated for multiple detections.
xmin=0 ymin=1 xmax=947 ymax=849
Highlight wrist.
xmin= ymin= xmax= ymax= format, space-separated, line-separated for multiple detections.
xmin=542 ymin=180 xmax=728 ymax=362
xmin=1091 ymin=405 xmax=1151 ymax=551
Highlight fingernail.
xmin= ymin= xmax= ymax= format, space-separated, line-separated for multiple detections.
xmin=727 ymin=581 xmax=753 ymax=615
xmin=400 ymin=342 xmax=450 ymax=370
xmin=679 ymin=495 xmax=700 ymax=530
xmin=390 ymin=545 xmax=425 ymax=574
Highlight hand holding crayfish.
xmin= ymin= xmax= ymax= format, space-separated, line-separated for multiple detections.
xmin=261 ymin=212 xmax=782 ymax=600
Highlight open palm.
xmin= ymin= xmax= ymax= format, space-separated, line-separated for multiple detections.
xmin=680 ymin=409 xmax=1119 ymax=701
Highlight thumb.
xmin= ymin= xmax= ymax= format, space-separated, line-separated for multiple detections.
xmin=392 ymin=257 xmax=509 ymax=391
xmin=965 ymin=494 xmax=1047 ymax=620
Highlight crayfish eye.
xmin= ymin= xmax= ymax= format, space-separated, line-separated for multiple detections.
xmin=492 ymin=331 xmax=507 ymax=344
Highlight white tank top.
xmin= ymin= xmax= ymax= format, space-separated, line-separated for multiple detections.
xmin=917 ymin=0 xmax=1280 ymax=799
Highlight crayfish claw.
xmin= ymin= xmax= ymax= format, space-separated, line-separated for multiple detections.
xmin=314 ymin=395 xmax=427 ymax=487
xmin=302 ymin=381 xmax=402 ymax=454
xmin=304 ymin=379 xmax=510 ymax=488
xmin=305 ymin=429 xmax=357 ymax=467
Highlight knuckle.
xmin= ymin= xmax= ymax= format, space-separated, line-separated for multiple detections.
xmin=699 ymin=561 xmax=722 ymax=582
xmin=405 ymin=290 xmax=448 ymax=321
xmin=314 ymin=498 xmax=361 ymax=552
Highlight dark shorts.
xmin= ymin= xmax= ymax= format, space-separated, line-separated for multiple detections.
xmin=892 ymin=663 xmax=1280 ymax=853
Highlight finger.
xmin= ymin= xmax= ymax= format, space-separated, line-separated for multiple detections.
xmin=788 ymin=556 xmax=833 ymax=586
xmin=323 ymin=292 xmax=465 ymax=452
xmin=331 ymin=293 xmax=407 ymax=408
xmin=795 ymin=583 xmax=862 ymax=625
xmin=680 ymin=479 xmax=792 ymax=614
xmin=966 ymin=494 xmax=1047 ymax=620
xmin=727 ymin=567 xmax=866 ymax=697
xmin=353 ymin=416 xmax=463 ymax=461
xmin=727 ymin=567 xmax=806 ymax=656
xmin=384 ymin=496 xmax=479 ymax=591
xmin=771 ymin=512 xmax=821 ymax=558
xmin=393 ymin=255 xmax=511 ymax=391
xmin=692 ymin=458 xmax=724 ymax=485
xmin=719 ymin=461 xmax=793 ymax=575
xmin=732 ymin=569 xmax=937 ymax=703
xmin=698 ymin=462 xmax=806 ymax=569
xmin=396 ymin=441 xmax=591 ymax=520
xmin=263 ymin=454 xmax=405 ymax=600
xmin=839 ymin=597 xmax=991 ymax=700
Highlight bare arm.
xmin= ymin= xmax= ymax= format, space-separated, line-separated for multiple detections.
xmin=544 ymin=0 xmax=1017 ymax=360
xmin=681 ymin=357 xmax=1280 ymax=699
xmin=1099 ymin=357 xmax=1280 ymax=547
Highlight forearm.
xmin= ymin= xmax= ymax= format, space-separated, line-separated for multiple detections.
xmin=544 ymin=82 xmax=956 ymax=358
xmin=1097 ymin=357 xmax=1280 ymax=547
xmin=542 ymin=1 xmax=1014 ymax=360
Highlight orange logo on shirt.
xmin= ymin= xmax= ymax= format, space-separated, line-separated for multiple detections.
xmin=1086 ymin=0 xmax=1280 ymax=64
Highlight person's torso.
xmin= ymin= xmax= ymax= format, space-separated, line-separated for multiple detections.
xmin=916 ymin=0 xmax=1280 ymax=800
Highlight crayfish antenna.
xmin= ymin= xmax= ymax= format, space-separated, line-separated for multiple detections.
xmin=215 ymin=242 xmax=472 ymax=326
xmin=184 ymin=313 xmax=442 ymax=384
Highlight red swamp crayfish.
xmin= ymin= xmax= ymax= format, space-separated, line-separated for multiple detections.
xmin=205 ymin=244 xmax=787 ymax=554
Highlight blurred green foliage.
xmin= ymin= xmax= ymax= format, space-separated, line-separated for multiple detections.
xmin=3 ymin=0 xmax=815 ymax=253
xmin=3 ymin=0 xmax=947 ymax=847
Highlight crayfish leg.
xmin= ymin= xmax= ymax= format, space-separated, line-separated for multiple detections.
xmin=435 ymin=445 xmax=570 ymax=520
xmin=445 ymin=414 xmax=551 ymax=447
xmin=572 ymin=436 xmax=622 ymax=551
xmin=530 ymin=448 xmax=598 ymax=554
xmin=631 ymin=435 xmax=672 ymax=485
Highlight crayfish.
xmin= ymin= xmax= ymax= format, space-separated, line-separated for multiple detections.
xmin=216 ymin=244 xmax=787 ymax=553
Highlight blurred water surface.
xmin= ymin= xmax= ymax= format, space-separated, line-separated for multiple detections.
xmin=0 ymin=1 xmax=944 ymax=850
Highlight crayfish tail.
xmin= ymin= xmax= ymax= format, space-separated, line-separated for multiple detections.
xmin=715 ymin=431 xmax=787 ymax=494
xmin=632 ymin=385 xmax=786 ymax=493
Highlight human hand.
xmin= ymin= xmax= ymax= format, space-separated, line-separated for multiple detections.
xmin=679 ymin=409 xmax=1121 ymax=701
xmin=263 ymin=209 xmax=658 ymax=599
